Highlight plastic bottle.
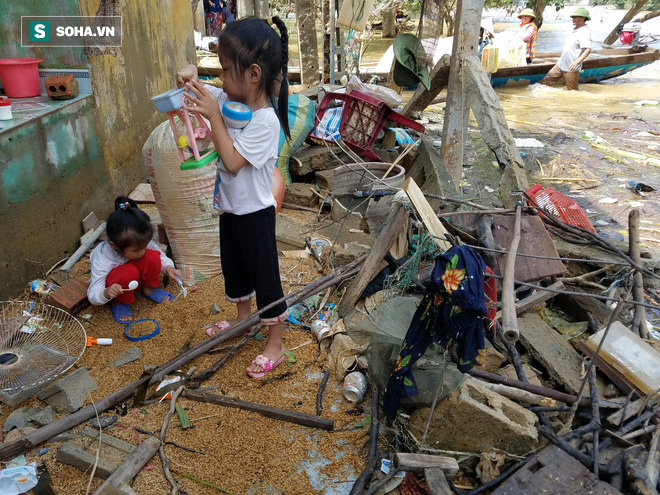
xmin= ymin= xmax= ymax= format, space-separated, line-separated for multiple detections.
xmin=86 ymin=337 xmax=113 ymax=347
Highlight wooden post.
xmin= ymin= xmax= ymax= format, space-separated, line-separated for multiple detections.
xmin=439 ymin=0 xmax=483 ymax=187
xmin=501 ymin=201 xmax=522 ymax=344
xmin=628 ymin=209 xmax=648 ymax=338
xmin=462 ymin=56 xmax=529 ymax=207
xmin=236 ymin=0 xmax=254 ymax=18
xmin=254 ymin=0 xmax=269 ymax=18
xmin=297 ymin=0 xmax=321 ymax=85
xmin=382 ymin=7 xmax=396 ymax=38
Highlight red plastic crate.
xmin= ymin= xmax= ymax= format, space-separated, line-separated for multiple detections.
xmin=527 ymin=184 xmax=596 ymax=233
xmin=307 ymin=90 xmax=425 ymax=161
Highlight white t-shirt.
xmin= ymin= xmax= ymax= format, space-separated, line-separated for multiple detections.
xmin=205 ymin=85 xmax=279 ymax=216
xmin=87 ymin=240 xmax=174 ymax=305
xmin=558 ymin=24 xmax=591 ymax=72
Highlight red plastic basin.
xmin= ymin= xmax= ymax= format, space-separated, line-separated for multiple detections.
xmin=0 ymin=58 xmax=43 ymax=98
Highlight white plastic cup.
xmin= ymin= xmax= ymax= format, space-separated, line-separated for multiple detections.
xmin=311 ymin=319 xmax=331 ymax=341
xmin=343 ymin=371 xmax=367 ymax=403
xmin=0 ymin=97 xmax=11 ymax=120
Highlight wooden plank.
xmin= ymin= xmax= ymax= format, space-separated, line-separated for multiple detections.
xmin=402 ymin=55 xmax=451 ymax=116
xmin=576 ymin=339 xmax=637 ymax=398
xmin=338 ymin=202 xmax=408 ymax=316
xmin=518 ymin=313 xmax=584 ymax=395
xmin=606 ymin=397 xmax=647 ymax=427
xmin=93 ymin=436 xmax=160 ymax=495
xmin=424 ymin=467 xmax=453 ymax=495
xmin=490 ymin=445 xmax=623 ymax=495
xmin=402 ymin=177 xmax=452 ymax=251
xmin=395 ymin=453 xmax=459 ymax=475
xmin=490 ymin=214 xmax=566 ymax=282
xmin=183 ymin=390 xmax=334 ymax=430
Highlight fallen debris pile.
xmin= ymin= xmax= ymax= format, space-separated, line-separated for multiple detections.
xmin=1 ymin=93 xmax=660 ymax=493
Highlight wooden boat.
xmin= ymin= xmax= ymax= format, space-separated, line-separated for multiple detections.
xmin=198 ymin=46 xmax=659 ymax=87
xmin=490 ymin=46 xmax=660 ymax=87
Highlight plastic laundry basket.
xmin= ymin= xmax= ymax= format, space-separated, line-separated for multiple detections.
xmin=0 ymin=58 xmax=43 ymax=98
xmin=527 ymin=184 xmax=596 ymax=233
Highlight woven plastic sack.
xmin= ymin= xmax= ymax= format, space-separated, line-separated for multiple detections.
xmin=142 ymin=119 xmax=221 ymax=285
xmin=277 ymin=94 xmax=316 ymax=185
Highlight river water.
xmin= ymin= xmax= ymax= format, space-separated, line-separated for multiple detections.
xmin=451 ymin=7 xmax=660 ymax=248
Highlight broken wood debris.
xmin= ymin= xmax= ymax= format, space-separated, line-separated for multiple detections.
xmin=183 ymin=389 xmax=334 ymax=430
xmin=3 ymin=81 xmax=660 ymax=495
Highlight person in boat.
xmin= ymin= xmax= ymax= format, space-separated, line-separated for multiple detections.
xmin=517 ymin=8 xmax=538 ymax=64
xmin=540 ymin=7 xmax=592 ymax=91
xmin=478 ymin=18 xmax=495 ymax=61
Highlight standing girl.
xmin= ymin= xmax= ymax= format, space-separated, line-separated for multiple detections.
xmin=176 ymin=16 xmax=290 ymax=378
xmin=87 ymin=197 xmax=181 ymax=324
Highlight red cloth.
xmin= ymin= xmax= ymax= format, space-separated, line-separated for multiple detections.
xmin=484 ymin=266 xmax=498 ymax=339
xmin=105 ymin=249 xmax=161 ymax=304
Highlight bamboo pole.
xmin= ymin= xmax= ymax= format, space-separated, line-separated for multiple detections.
xmin=501 ymin=201 xmax=522 ymax=343
xmin=629 ymin=209 xmax=648 ymax=338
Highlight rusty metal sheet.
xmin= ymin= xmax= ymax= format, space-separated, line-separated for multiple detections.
xmin=490 ymin=214 xmax=566 ymax=282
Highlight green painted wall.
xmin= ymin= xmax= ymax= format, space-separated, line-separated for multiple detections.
xmin=0 ymin=0 xmax=195 ymax=298
xmin=0 ymin=0 xmax=88 ymax=68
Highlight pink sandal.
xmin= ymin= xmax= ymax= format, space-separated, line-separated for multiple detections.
xmin=247 ymin=354 xmax=286 ymax=379
xmin=205 ymin=320 xmax=231 ymax=337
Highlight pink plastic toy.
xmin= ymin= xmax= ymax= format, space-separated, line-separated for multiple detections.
xmin=151 ymin=88 xmax=218 ymax=170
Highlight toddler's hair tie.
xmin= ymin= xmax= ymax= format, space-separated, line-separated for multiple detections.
xmin=119 ymin=202 xmax=130 ymax=210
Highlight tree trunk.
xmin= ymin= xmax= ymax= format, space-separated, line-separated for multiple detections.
xmin=382 ymin=7 xmax=396 ymax=38
xmin=533 ymin=0 xmax=548 ymax=31
xmin=603 ymin=0 xmax=650 ymax=45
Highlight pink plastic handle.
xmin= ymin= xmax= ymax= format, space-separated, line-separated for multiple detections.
xmin=181 ymin=92 xmax=195 ymax=112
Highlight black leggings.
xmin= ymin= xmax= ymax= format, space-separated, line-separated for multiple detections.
xmin=219 ymin=206 xmax=288 ymax=322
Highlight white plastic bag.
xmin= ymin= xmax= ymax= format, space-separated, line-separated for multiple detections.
xmin=346 ymin=75 xmax=403 ymax=108
xmin=493 ymin=31 xmax=527 ymax=68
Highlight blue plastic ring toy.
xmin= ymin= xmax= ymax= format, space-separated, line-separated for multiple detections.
xmin=124 ymin=318 xmax=160 ymax=341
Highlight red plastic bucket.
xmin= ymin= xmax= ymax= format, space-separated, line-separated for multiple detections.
xmin=0 ymin=58 xmax=43 ymax=98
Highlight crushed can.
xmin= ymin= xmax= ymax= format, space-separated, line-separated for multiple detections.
xmin=311 ymin=319 xmax=332 ymax=341
xmin=343 ymin=371 xmax=367 ymax=403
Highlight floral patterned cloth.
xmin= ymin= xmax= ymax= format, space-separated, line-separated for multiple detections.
xmin=383 ymin=245 xmax=491 ymax=420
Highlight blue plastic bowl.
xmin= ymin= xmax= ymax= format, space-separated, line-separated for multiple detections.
xmin=151 ymin=87 xmax=185 ymax=113
xmin=222 ymin=101 xmax=253 ymax=128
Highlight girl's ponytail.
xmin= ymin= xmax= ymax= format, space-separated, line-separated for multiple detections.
xmin=271 ymin=16 xmax=291 ymax=140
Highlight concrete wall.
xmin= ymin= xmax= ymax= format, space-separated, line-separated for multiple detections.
xmin=0 ymin=0 xmax=195 ymax=299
